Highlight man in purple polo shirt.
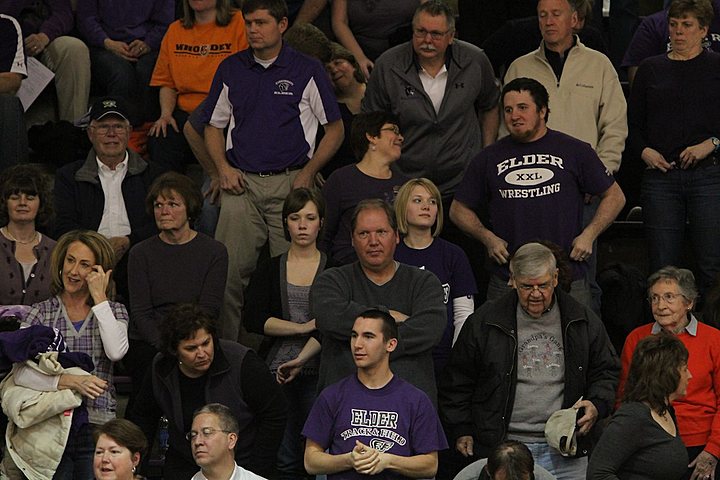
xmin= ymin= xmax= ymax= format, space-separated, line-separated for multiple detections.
xmin=303 ymin=308 xmax=447 ymax=480
xmin=199 ymin=0 xmax=343 ymax=341
xmin=449 ymin=77 xmax=625 ymax=308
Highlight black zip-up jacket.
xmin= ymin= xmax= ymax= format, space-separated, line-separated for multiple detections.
xmin=439 ymin=289 xmax=619 ymax=458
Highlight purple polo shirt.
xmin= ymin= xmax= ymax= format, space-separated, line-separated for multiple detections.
xmin=200 ymin=43 xmax=341 ymax=173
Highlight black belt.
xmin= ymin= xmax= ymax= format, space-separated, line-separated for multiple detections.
xmin=245 ymin=164 xmax=304 ymax=177
xmin=694 ymin=155 xmax=720 ymax=169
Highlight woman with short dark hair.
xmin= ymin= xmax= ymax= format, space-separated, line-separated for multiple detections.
xmin=322 ymin=43 xmax=367 ymax=177
xmin=319 ymin=111 xmax=408 ymax=264
xmin=0 ymin=165 xmax=56 ymax=305
xmin=628 ymin=0 xmax=720 ymax=301
xmin=129 ymin=303 xmax=286 ymax=479
xmin=93 ymin=419 xmax=147 ymax=480
xmin=125 ymin=172 xmax=227 ymax=411
xmin=589 ymin=332 xmax=690 ymax=479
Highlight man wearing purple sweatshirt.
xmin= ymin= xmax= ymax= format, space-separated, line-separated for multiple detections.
xmin=76 ymin=0 xmax=173 ymax=125
xmin=0 ymin=0 xmax=90 ymax=122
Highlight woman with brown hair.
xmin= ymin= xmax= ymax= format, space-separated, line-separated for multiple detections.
xmin=94 ymin=419 xmax=147 ymax=480
xmin=245 ymin=187 xmax=332 ymax=479
xmin=0 ymin=165 xmax=56 ymax=305
xmin=322 ymin=43 xmax=366 ymax=176
xmin=126 ymin=172 xmax=227 ymax=407
xmin=588 ymin=332 xmax=691 ymax=479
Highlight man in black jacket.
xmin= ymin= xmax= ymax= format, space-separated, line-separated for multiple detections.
xmin=439 ymin=242 xmax=619 ymax=480
xmin=53 ymin=97 xmax=163 ymax=299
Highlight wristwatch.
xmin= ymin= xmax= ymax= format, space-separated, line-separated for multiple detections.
xmin=712 ymin=137 xmax=720 ymax=153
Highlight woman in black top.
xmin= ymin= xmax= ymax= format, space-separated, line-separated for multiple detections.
xmin=588 ymin=332 xmax=690 ymax=479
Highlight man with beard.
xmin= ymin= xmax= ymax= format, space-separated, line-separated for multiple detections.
xmin=449 ymin=77 xmax=625 ymax=307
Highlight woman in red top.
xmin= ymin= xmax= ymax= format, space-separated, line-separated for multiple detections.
xmin=618 ymin=266 xmax=720 ymax=480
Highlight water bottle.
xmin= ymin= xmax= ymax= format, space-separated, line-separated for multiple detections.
xmin=159 ymin=416 xmax=170 ymax=461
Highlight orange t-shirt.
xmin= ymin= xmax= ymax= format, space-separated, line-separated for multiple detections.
xmin=150 ymin=11 xmax=248 ymax=113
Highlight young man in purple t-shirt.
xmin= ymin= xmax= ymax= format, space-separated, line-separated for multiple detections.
xmin=302 ymin=308 xmax=447 ymax=479
xmin=449 ymin=77 xmax=625 ymax=306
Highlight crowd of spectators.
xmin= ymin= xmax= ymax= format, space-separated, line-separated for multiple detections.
xmin=2 ymin=0 xmax=720 ymax=478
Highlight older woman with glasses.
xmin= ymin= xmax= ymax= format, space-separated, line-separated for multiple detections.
xmin=617 ymin=266 xmax=720 ymax=480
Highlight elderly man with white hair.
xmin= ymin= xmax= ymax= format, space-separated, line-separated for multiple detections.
xmin=439 ymin=242 xmax=619 ymax=480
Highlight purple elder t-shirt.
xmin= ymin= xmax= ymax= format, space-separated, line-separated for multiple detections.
xmin=454 ymin=129 xmax=614 ymax=280
xmin=394 ymin=239 xmax=476 ymax=373
xmin=302 ymin=374 xmax=448 ymax=480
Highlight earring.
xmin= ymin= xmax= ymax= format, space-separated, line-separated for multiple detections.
xmin=132 ymin=466 xmax=136 ymax=473
xmin=370 ymin=145 xmax=376 ymax=151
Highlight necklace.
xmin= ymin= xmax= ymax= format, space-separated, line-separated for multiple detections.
xmin=2 ymin=226 xmax=39 ymax=245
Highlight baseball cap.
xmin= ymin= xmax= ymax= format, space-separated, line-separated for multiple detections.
xmin=88 ymin=97 xmax=130 ymax=122
xmin=544 ymin=398 xmax=582 ymax=457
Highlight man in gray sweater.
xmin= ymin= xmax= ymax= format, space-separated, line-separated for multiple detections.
xmin=310 ymin=199 xmax=446 ymax=405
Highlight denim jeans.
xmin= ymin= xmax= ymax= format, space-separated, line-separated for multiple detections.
xmin=53 ymin=423 xmax=94 ymax=480
xmin=641 ymin=166 xmax=720 ymax=300
xmin=147 ymin=108 xmax=196 ymax=172
xmin=525 ymin=441 xmax=588 ymax=480
xmin=89 ymin=47 xmax=159 ymax=125
xmin=277 ymin=374 xmax=318 ymax=480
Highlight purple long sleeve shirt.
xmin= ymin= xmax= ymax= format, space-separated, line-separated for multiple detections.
xmin=0 ymin=0 xmax=73 ymax=41
xmin=75 ymin=0 xmax=173 ymax=49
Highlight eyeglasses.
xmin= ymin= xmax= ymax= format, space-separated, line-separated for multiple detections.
xmin=517 ymin=282 xmax=553 ymax=293
xmin=413 ymin=28 xmax=451 ymax=40
xmin=185 ymin=427 xmax=231 ymax=442
xmin=647 ymin=292 xmax=687 ymax=305
xmin=380 ymin=125 xmax=401 ymax=136
xmin=90 ymin=123 xmax=128 ymax=135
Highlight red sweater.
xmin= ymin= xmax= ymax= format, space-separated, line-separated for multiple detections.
xmin=618 ymin=321 xmax=720 ymax=457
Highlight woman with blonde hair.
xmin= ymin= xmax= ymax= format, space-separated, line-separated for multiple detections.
xmin=22 ymin=230 xmax=129 ymax=479
xmin=394 ymin=177 xmax=476 ymax=377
